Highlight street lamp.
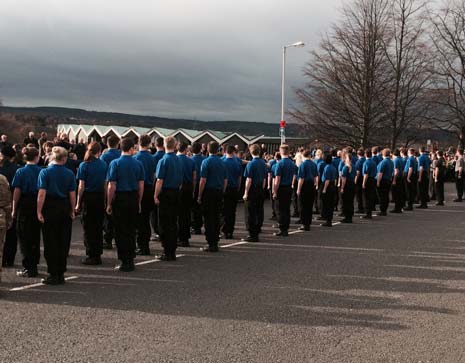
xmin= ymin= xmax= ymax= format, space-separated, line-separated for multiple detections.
xmin=280 ymin=41 xmax=305 ymax=144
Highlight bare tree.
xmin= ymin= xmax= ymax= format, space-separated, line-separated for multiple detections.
xmin=430 ymin=0 xmax=465 ymax=148
xmin=291 ymin=0 xmax=392 ymax=148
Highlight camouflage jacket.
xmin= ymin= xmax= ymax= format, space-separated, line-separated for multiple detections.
xmin=0 ymin=174 xmax=12 ymax=230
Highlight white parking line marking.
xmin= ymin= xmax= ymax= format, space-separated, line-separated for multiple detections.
xmin=221 ymin=241 xmax=248 ymax=248
xmin=10 ymin=276 xmax=79 ymax=292
xmin=289 ymin=230 xmax=304 ymax=235
xmin=113 ymin=254 xmax=187 ymax=270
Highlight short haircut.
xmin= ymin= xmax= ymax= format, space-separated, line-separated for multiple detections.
xmin=393 ymin=148 xmax=400 ymax=157
xmin=408 ymin=148 xmax=415 ymax=154
xmin=51 ymin=146 xmax=68 ymax=162
xmin=108 ymin=135 xmax=120 ymax=148
xmin=191 ymin=142 xmax=202 ymax=154
xmin=164 ymin=136 xmax=177 ymax=150
xmin=437 ymin=150 xmax=444 ymax=157
xmin=208 ymin=141 xmax=219 ymax=154
xmin=324 ymin=153 xmax=332 ymax=164
xmin=280 ymin=144 xmax=290 ymax=156
xmin=22 ymin=147 xmax=39 ymax=162
xmin=420 ymin=146 xmax=426 ymax=153
xmin=139 ymin=134 xmax=151 ymax=148
xmin=357 ymin=148 xmax=365 ymax=157
xmin=331 ymin=149 xmax=338 ymax=157
xmin=275 ymin=152 xmax=281 ymax=160
xmin=120 ymin=138 xmax=135 ymax=152
xmin=249 ymin=144 xmax=260 ymax=156
xmin=303 ymin=150 xmax=311 ymax=158
xmin=155 ymin=137 xmax=164 ymax=148
xmin=226 ymin=145 xmax=236 ymax=154
xmin=178 ymin=142 xmax=188 ymax=153
xmin=382 ymin=148 xmax=391 ymax=157
xmin=365 ymin=149 xmax=372 ymax=158
xmin=371 ymin=146 xmax=379 ymax=154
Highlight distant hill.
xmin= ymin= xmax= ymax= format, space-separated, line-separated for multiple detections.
xmin=0 ymin=106 xmax=302 ymax=138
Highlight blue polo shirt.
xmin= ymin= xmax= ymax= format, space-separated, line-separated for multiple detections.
xmin=223 ymin=156 xmax=243 ymax=189
xmin=108 ymin=155 xmax=145 ymax=192
xmin=377 ymin=158 xmax=394 ymax=180
xmin=404 ymin=156 xmax=418 ymax=175
xmin=373 ymin=154 xmax=382 ymax=165
xmin=342 ymin=165 xmax=356 ymax=183
xmin=332 ymin=157 xmax=341 ymax=169
xmin=244 ymin=157 xmax=267 ymax=187
xmin=321 ymin=164 xmax=338 ymax=182
xmin=269 ymin=159 xmax=277 ymax=175
xmin=298 ymin=159 xmax=317 ymax=182
xmin=100 ymin=148 xmax=121 ymax=166
xmin=393 ymin=157 xmax=404 ymax=177
xmin=191 ymin=154 xmax=205 ymax=183
xmin=77 ymin=158 xmax=108 ymax=193
xmin=153 ymin=150 xmax=165 ymax=168
xmin=355 ymin=157 xmax=366 ymax=175
xmin=271 ymin=160 xmax=280 ymax=178
xmin=200 ymin=155 xmax=227 ymax=191
xmin=178 ymin=154 xmax=196 ymax=184
xmin=363 ymin=158 xmax=377 ymax=178
xmin=338 ymin=159 xmax=345 ymax=175
xmin=156 ymin=152 xmax=182 ymax=189
xmin=317 ymin=160 xmax=326 ymax=178
xmin=275 ymin=157 xmax=297 ymax=186
xmin=418 ymin=153 xmax=431 ymax=173
xmin=38 ymin=164 xmax=76 ymax=199
xmin=134 ymin=150 xmax=157 ymax=186
xmin=12 ymin=164 xmax=42 ymax=195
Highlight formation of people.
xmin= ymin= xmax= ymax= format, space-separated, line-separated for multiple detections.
xmin=0 ymin=130 xmax=462 ymax=286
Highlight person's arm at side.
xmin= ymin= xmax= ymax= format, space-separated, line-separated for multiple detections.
xmin=75 ymin=180 xmax=85 ymax=213
xmin=37 ymin=189 xmax=46 ymax=223
xmin=243 ymin=177 xmax=252 ymax=201
xmin=323 ymin=180 xmax=330 ymax=193
xmin=154 ymin=179 xmax=163 ymax=205
xmin=273 ymin=176 xmax=281 ymax=200
xmin=106 ymin=182 xmax=116 ymax=215
xmin=419 ymin=165 xmax=424 ymax=182
xmin=198 ymin=178 xmax=206 ymax=204
xmin=362 ymin=174 xmax=368 ymax=189
xmin=69 ymin=190 xmax=76 ymax=219
xmin=297 ymin=178 xmax=304 ymax=196
xmin=407 ymin=167 xmax=413 ymax=183
xmin=138 ymin=181 xmax=144 ymax=212
xmin=11 ymin=187 xmax=21 ymax=219
xmin=355 ymin=170 xmax=360 ymax=185
xmin=377 ymin=172 xmax=383 ymax=188
xmin=223 ymin=178 xmax=228 ymax=193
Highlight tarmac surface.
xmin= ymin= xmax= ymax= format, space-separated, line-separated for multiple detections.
xmin=2 ymin=184 xmax=465 ymax=362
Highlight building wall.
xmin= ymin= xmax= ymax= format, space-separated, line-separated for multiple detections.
xmin=196 ymin=134 xmax=215 ymax=145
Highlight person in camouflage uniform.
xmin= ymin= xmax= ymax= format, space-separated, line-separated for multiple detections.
xmin=0 ymin=174 xmax=12 ymax=282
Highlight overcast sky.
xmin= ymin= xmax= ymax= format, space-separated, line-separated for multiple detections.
xmin=1 ymin=0 xmax=341 ymax=123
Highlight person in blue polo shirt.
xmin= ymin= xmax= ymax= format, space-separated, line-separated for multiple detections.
xmin=11 ymin=147 xmax=42 ymax=278
xmin=362 ymin=149 xmax=377 ymax=219
xmin=100 ymin=135 xmax=121 ymax=250
xmin=297 ymin=150 xmax=318 ymax=231
xmin=133 ymin=135 xmax=157 ymax=255
xmin=177 ymin=142 xmax=196 ymax=247
xmin=273 ymin=144 xmax=297 ymax=237
xmin=268 ymin=152 xmax=281 ymax=221
xmin=403 ymin=148 xmax=418 ymax=211
xmin=37 ymin=146 xmax=77 ymax=285
xmin=107 ymin=138 xmax=144 ymax=272
xmin=321 ymin=153 xmax=338 ymax=227
xmin=75 ymin=142 xmax=108 ymax=266
xmin=354 ymin=148 xmax=366 ymax=214
xmin=151 ymin=136 xmax=165 ymax=239
xmin=198 ymin=141 xmax=227 ymax=252
xmin=340 ymin=151 xmax=356 ymax=223
xmin=316 ymin=151 xmax=327 ymax=218
xmin=154 ymin=136 xmax=183 ymax=261
xmin=242 ymin=144 xmax=267 ymax=242
xmin=391 ymin=148 xmax=404 ymax=213
xmin=222 ymin=145 xmax=242 ymax=240
xmin=417 ymin=146 xmax=431 ymax=209
xmin=376 ymin=149 xmax=394 ymax=216
xmin=190 ymin=142 xmax=205 ymax=235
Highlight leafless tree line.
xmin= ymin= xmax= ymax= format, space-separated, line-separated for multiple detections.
xmin=291 ymin=0 xmax=465 ymax=149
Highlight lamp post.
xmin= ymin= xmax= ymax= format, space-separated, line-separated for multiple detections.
xmin=280 ymin=41 xmax=305 ymax=144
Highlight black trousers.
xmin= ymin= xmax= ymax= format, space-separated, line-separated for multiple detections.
xmin=418 ymin=176 xmax=429 ymax=207
xmin=222 ymin=187 xmax=239 ymax=235
xmin=342 ymin=181 xmax=355 ymax=221
xmin=356 ymin=179 xmax=364 ymax=212
xmin=137 ymin=185 xmax=154 ymax=249
xmin=245 ymin=186 xmax=264 ymax=238
xmin=299 ymin=181 xmax=315 ymax=227
xmin=456 ymin=173 xmax=464 ymax=200
xmin=322 ymin=184 xmax=336 ymax=222
xmin=17 ymin=195 xmax=41 ymax=270
xmin=2 ymin=219 xmax=17 ymax=266
xmin=292 ymin=179 xmax=299 ymax=216
xmin=435 ymin=179 xmax=445 ymax=204
xmin=191 ymin=184 xmax=203 ymax=232
xmin=378 ymin=179 xmax=392 ymax=213
xmin=159 ymin=189 xmax=180 ymax=257
xmin=112 ymin=191 xmax=139 ymax=262
xmin=42 ymin=197 xmax=72 ymax=276
xmin=270 ymin=186 xmax=277 ymax=218
xmin=277 ymin=185 xmax=293 ymax=232
xmin=103 ymin=212 xmax=115 ymax=244
xmin=178 ymin=183 xmax=193 ymax=242
xmin=363 ymin=177 xmax=376 ymax=217
xmin=202 ymin=189 xmax=223 ymax=247
xmin=404 ymin=175 xmax=418 ymax=208
xmin=82 ymin=192 xmax=105 ymax=258
xmin=392 ymin=176 xmax=404 ymax=212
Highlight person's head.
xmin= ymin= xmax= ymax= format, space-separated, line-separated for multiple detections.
xmin=120 ymin=138 xmax=135 ymax=154
xmin=393 ymin=148 xmax=400 ymax=157
xmin=84 ymin=142 xmax=102 ymax=162
xmin=178 ymin=142 xmax=189 ymax=154
xmin=324 ymin=153 xmax=332 ymax=164
xmin=279 ymin=144 xmax=290 ymax=157
xmin=315 ymin=149 xmax=322 ymax=159
xmin=357 ymin=148 xmax=365 ymax=157
xmin=249 ymin=144 xmax=261 ymax=157
xmin=139 ymin=134 xmax=151 ymax=149
xmin=40 ymin=132 xmax=47 ymax=139
xmin=50 ymin=146 xmax=68 ymax=164
xmin=1 ymin=135 xmax=7 ymax=142
xmin=408 ymin=148 xmax=415 ymax=156
xmin=331 ymin=149 xmax=338 ymax=157
xmin=372 ymin=146 xmax=379 ymax=155
xmin=191 ymin=142 xmax=202 ymax=154
xmin=107 ymin=135 xmax=119 ymax=149
xmin=164 ymin=136 xmax=177 ymax=152
xmin=226 ymin=144 xmax=236 ymax=155
xmin=155 ymin=136 xmax=164 ymax=149
xmin=0 ymin=145 xmax=16 ymax=160
xmin=22 ymin=146 xmax=39 ymax=164
xmin=382 ymin=148 xmax=391 ymax=158
xmin=437 ymin=150 xmax=444 ymax=158
xmin=28 ymin=131 xmax=35 ymax=139
xmin=365 ymin=149 xmax=372 ymax=158
xmin=44 ymin=141 xmax=54 ymax=154
xmin=208 ymin=141 xmax=219 ymax=155
xmin=419 ymin=146 xmax=427 ymax=153
xmin=303 ymin=150 xmax=311 ymax=159
xmin=275 ymin=152 xmax=281 ymax=160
